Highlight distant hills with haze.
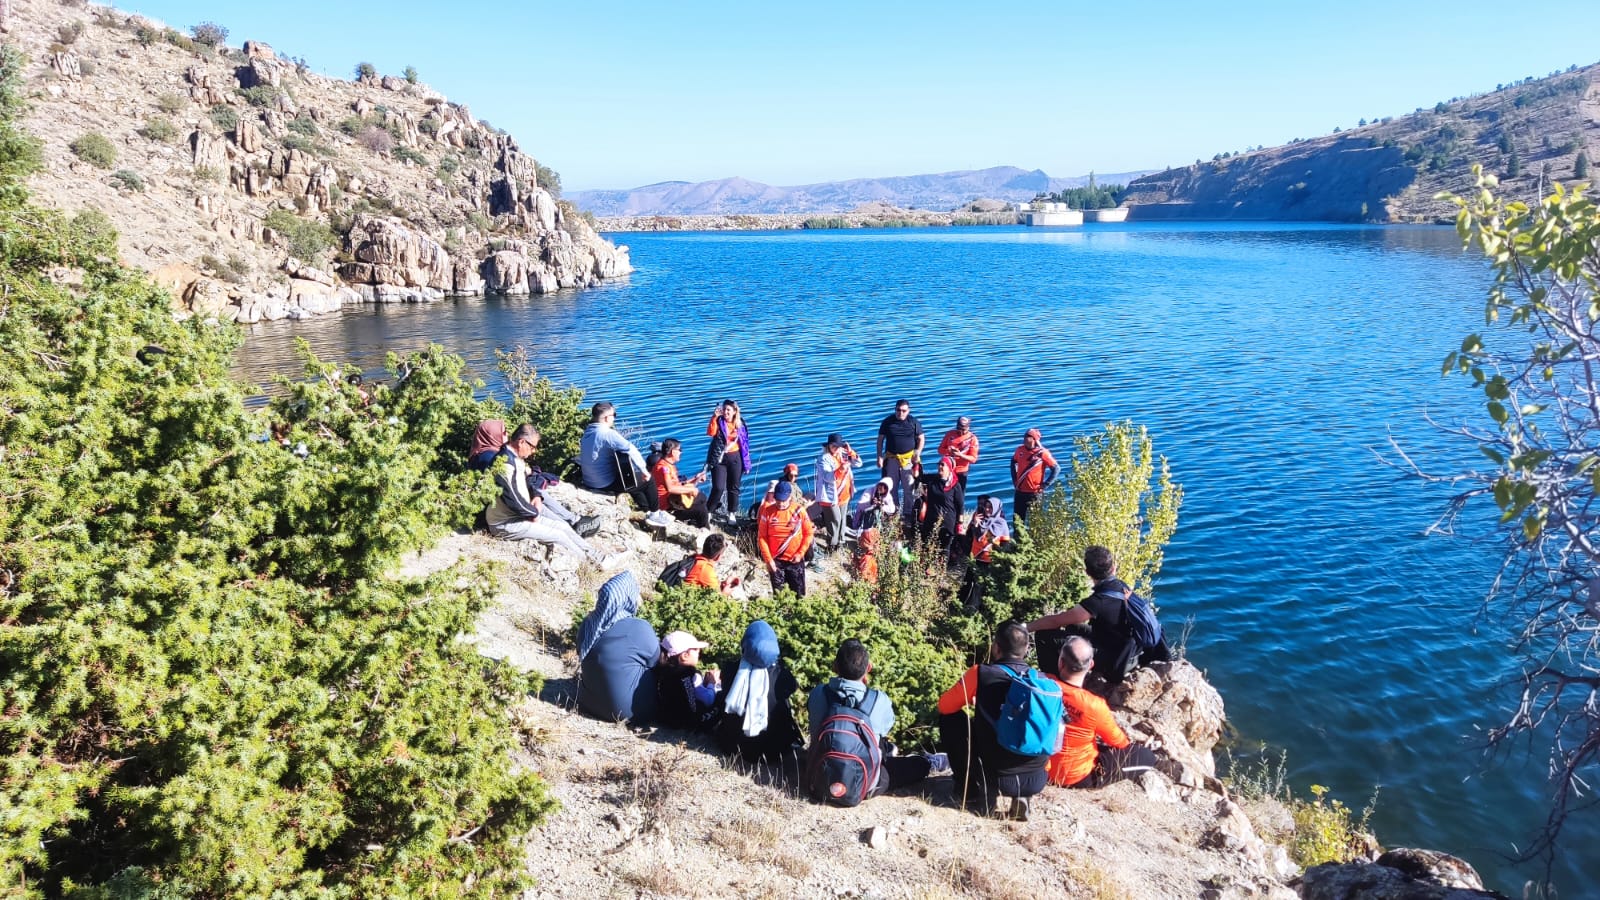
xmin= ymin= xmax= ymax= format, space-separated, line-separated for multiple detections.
xmin=569 ymin=166 xmax=1157 ymax=216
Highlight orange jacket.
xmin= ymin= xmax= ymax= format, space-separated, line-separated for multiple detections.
xmin=971 ymin=529 xmax=1008 ymax=563
xmin=757 ymin=498 xmax=814 ymax=564
xmin=685 ymin=556 xmax=719 ymax=591
xmin=1010 ymin=444 xmax=1057 ymax=493
xmin=1045 ymin=676 xmax=1131 ymax=787
xmin=938 ymin=430 xmax=980 ymax=473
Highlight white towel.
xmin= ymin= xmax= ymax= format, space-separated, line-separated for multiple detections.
xmin=723 ymin=661 xmax=771 ymax=737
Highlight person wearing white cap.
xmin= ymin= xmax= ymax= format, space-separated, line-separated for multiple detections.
xmin=654 ymin=630 xmax=722 ymax=730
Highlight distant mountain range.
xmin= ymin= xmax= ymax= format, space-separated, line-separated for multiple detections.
xmin=568 ymin=166 xmax=1157 ymax=216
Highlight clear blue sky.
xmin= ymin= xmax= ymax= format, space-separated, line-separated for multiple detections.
xmin=122 ymin=0 xmax=1598 ymax=191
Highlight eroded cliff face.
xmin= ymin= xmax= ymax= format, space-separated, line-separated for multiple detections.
xmin=7 ymin=0 xmax=630 ymax=323
xmin=1125 ymin=63 xmax=1599 ymax=223
xmin=1122 ymin=140 xmax=1415 ymax=222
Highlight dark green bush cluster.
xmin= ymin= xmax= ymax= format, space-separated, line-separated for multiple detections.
xmin=190 ymin=20 xmax=227 ymax=47
xmin=238 ymin=84 xmax=281 ymax=107
xmin=263 ymin=207 xmax=337 ymax=260
xmin=287 ymin=114 xmax=319 ymax=137
xmin=110 ymin=167 xmax=144 ymax=191
xmin=209 ymin=104 xmax=238 ymax=131
xmin=394 ymin=145 xmax=427 ymax=166
xmin=68 ymin=131 xmax=116 ymax=168
xmin=139 ymin=115 xmax=177 ymax=142
xmin=355 ymin=61 xmax=377 ymax=80
xmin=0 ymin=47 xmax=574 ymax=896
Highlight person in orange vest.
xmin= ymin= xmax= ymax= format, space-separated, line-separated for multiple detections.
xmin=653 ymin=438 xmax=710 ymax=528
xmin=937 ymin=416 xmax=980 ymax=491
xmin=852 ymin=526 xmax=881 ymax=584
xmin=814 ymin=433 xmax=861 ymax=553
xmin=758 ymin=480 xmax=815 ymax=597
xmin=1009 ymin=428 xmax=1059 ymax=524
xmin=684 ymin=533 xmax=743 ymax=596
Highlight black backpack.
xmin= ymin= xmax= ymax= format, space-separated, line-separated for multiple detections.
xmin=805 ymin=689 xmax=882 ymax=807
xmin=1104 ymin=586 xmax=1163 ymax=651
xmin=657 ymin=554 xmax=697 ymax=589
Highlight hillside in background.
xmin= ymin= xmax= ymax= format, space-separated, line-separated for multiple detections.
xmin=3 ymin=0 xmax=629 ymax=324
xmin=1123 ymin=63 xmax=1599 ymax=222
xmin=569 ymin=165 xmax=1156 ymax=216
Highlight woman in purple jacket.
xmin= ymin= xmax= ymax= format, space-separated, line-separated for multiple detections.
xmin=705 ymin=399 xmax=752 ymax=525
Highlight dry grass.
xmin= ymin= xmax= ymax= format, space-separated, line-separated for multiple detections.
xmin=705 ymin=796 xmax=812 ymax=879
xmin=618 ymin=864 xmax=698 ymax=897
xmin=936 ymin=855 xmax=1034 ymax=900
xmin=1065 ymin=859 xmax=1134 ymax=900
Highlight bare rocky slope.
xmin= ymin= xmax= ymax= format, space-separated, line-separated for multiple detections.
xmin=3 ymin=0 xmax=629 ymax=323
xmin=1123 ymin=63 xmax=1599 ymax=223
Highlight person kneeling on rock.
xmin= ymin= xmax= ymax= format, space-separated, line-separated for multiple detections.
xmin=1046 ymin=636 xmax=1158 ymax=789
xmin=485 ymin=424 xmax=616 ymax=567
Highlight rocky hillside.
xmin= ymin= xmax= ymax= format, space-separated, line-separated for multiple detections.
xmin=571 ymin=166 xmax=1156 ymax=217
xmin=1 ymin=0 xmax=629 ymax=323
xmin=1123 ymin=63 xmax=1599 ymax=223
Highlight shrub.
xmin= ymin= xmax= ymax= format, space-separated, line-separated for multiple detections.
xmin=139 ymin=116 xmax=177 ymax=142
xmin=238 ymin=85 xmax=280 ymax=108
xmin=640 ymin=581 xmax=967 ymax=744
xmin=263 ymin=207 xmax=336 ymax=260
xmin=436 ymin=153 xmax=460 ymax=180
xmin=190 ymin=21 xmax=227 ymax=47
xmin=280 ymin=133 xmax=329 ymax=156
xmin=355 ymin=61 xmax=376 ymax=80
xmin=359 ymin=125 xmax=393 ymax=154
xmin=1224 ymin=749 xmax=1377 ymax=867
xmin=155 ymin=91 xmax=185 ymax=114
xmin=403 ymin=65 xmax=419 ymax=84
xmin=110 ymin=168 xmax=144 ymax=191
xmin=287 ymin=115 xmax=318 ymax=137
xmin=1576 ymin=151 xmax=1590 ymax=180
xmin=192 ymin=165 xmax=222 ymax=183
xmin=393 ymin=145 xmax=426 ymax=166
xmin=495 ymin=345 xmax=588 ymax=470
xmin=164 ymin=28 xmax=196 ymax=53
xmin=535 ymin=162 xmax=561 ymax=197
xmin=209 ymin=105 xmax=238 ymax=131
xmin=55 ymin=20 xmax=84 ymax=44
xmin=418 ymin=116 xmax=440 ymax=137
xmin=68 ymin=131 xmax=116 ymax=168
xmin=1 ymin=43 xmax=555 ymax=893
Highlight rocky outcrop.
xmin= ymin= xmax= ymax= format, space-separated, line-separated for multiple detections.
xmin=9 ymin=0 xmax=631 ymax=324
xmin=1294 ymin=849 xmax=1508 ymax=899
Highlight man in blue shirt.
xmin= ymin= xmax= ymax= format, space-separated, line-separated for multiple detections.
xmin=578 ymin=401 xmax=661 ymax=515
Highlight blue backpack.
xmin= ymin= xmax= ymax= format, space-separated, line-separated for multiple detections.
xmin=983 ymin=665 xmax=1064 ymax=756
xmin=1108 ymin=586 xmax=1164 ymax=651
xmin=806 ymin=690 xmax=882 ymax=807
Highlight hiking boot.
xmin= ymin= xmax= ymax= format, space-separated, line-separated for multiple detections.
xmin=1009 ymin=797 xmax=1031 ymax=822
xmin=573 ymin=515 xmax=603 ymax=538
xmin=923 ymin=752 xmax=950 ymax=775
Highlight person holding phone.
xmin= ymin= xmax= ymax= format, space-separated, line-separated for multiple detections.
xmin=705 ymin=399 xmax=751 ymax=526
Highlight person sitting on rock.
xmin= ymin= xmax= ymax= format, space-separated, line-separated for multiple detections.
xmin=654 ymin=630 xmax=722 ymax=731
xmin=1046 ymin=636 xmax=1158 ymax=788
xmin=578 ymin=401 xmax=661 ymax=516
xmin=806 ymin=639 xmax=932 ymax=801
xmin=1025 ymin=545 xmax=1170 ymax=689
xmin=652 ymin=437 xmax=711 ymax=528
xmin=577 ymin=571 xmax=659 ymax=724
xmin=850 ymin=476 xmax=898 ymax=533
xmin=936 ymin=621 xmax=1052 ymax=818
xmin=685 ymin=533 xmax=743 ymax=596
xmin=485 ymin=424 xmax=613 ymax=564
xmin=757 ymin=480 xmax=815 ymax=597
xmin=716 ymin=620 xmax=804 ymax=770
xmin=466 ymin=418 xmax=507 ymax=471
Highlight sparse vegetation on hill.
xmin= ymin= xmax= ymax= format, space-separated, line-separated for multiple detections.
xmin=1123 ymin=62 xmax=1600 ymax=222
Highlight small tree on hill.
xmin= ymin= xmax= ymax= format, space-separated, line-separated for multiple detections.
xmin=1433 ymin=167 xmax=1600 ymax=878
xmin=190 ymin=21 xmax=226 ymax=47
xmin=1506 ymin=146 xmax=1522 ymax=178
xmin=1576 ymin=151 xmax=1590 ymax=180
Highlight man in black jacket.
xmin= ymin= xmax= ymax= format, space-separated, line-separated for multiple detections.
xmin=1025 ymin=545 xmax=1170 ymax=691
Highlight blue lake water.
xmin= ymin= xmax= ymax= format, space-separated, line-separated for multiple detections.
xmin=235 ymin=223 xmax=1590 ymax=893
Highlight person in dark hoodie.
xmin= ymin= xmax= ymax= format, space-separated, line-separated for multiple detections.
xmin=654 ymin=630 xmax=722 ymax=730
xmin=715 ymin=620 xmax=804 ymax=771
xmin=936 ymin=622 xmax=1051 ymax=819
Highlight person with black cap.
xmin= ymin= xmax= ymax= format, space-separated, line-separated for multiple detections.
xmin=758 ymin=479 xmax=815 ymax=596
xmin=814 ymin=433 xmax=861 ymax=553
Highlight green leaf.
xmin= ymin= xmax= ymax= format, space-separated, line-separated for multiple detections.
xmin=1488 ymin=401 xmax=1508 ymax=424
xmin=1479 ymin=446 xmax=1506 ymax=465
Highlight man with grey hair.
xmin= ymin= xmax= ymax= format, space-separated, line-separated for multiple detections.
xmin=1044 ymin=636 xmax=1158 ymax=788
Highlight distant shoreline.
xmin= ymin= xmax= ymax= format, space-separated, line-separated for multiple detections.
xmin=595 ymin=210 xmax=1020 ymax=233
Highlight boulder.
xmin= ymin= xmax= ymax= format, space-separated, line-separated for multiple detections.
xmin=243 ymin=40 xmax=275 ymax=60
xmin=481 ymin=249 xmax=529 ymax=294
xmin=190 ymin=130 xmax=227 ymax=170
xmin=235 ymin=118 xmax=263 ymax=154
xmin=380 ymin=74 xmax=407 ymax=91
xmin=49 ymin=51 xmax=80 ymax=81
xmin=1111 ymin=660 xmax=1226 ymax=777
xmin=285 ymin=258 xmax=335 ymax=286
xmin=152 ymin=263 xmax=203 ymax=310
xmin=236 ymin=57 xmax=282 ymax=89
xmin=343 ymin=214 xmax=451 ymax=290
xmin=1292 ymin=851 xmax=1507 ymax=900
xmin=452 ymin=255 xmax=485 ymax=295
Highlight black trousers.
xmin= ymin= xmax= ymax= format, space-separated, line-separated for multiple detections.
xmin=709 ymin=453 xmax=744 ymax=517
xmin=667 ymin=493 xmax=711 ymax=528
xmin=870 ymin=755 xmax=932 ymax=797
xmin=1071 ymin=742 xmax=1159 ymax=789
xmin=769 ymin=559 xmax=806 ymax=597
xmin=1013 ymin=490 xmax=1040 ymax=524
xmin=938 ymin=712 xmax=1047 ymax=809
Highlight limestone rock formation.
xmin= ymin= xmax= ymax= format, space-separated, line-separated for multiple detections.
xmin=7 ymin=0 xmax=631 ymax=324
xmin=1112 ymin=660 xmax=1227 ymax=782
xmin=1293 ymin=849 xmax=1508 ymax=899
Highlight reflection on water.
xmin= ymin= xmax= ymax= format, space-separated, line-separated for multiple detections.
xmin=237 ymin=223 xmax=1580 ymax=894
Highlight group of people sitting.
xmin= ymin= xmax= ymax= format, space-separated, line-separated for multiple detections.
xmin=574 ymin=544 xmax=1173 ymax=817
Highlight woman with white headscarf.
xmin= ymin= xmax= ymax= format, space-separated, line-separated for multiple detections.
xmin=577 ymin=571 xmax=660 ymax=724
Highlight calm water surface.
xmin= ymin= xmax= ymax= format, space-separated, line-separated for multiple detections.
xmin=236 ymin=223 xmax=1591 ymax=893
